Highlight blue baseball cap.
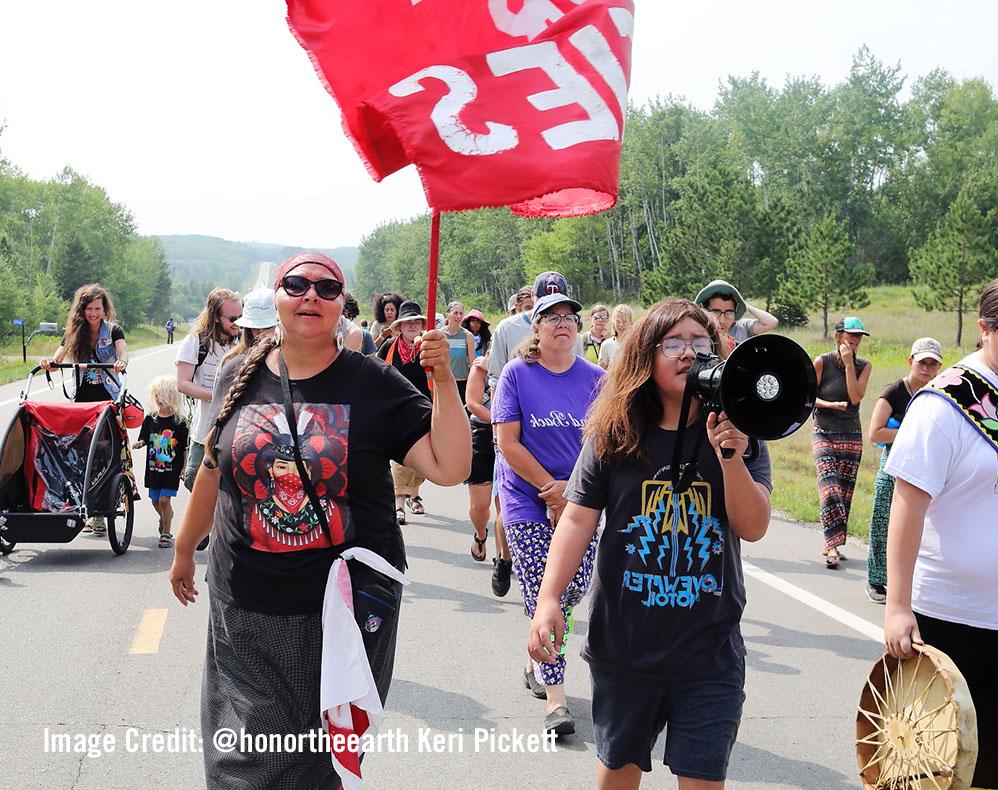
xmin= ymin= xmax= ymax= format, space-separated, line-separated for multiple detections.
xmin=835 ymin=316 xmax=870 ymax=336
xmin=533 ymin=271 xmax=569 ymax=298
xmin=532 ymin=293 xmax=582 ymax=321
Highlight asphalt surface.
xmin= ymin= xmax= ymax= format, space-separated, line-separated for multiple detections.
xmin=0 ymin=345 xmax=888 ymax=789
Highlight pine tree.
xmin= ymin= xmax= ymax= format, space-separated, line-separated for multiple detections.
xmin=780 ymin=215 xmax=872 ymax=337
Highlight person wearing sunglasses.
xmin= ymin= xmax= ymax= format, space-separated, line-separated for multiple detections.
xmin=176 ymin=287 xmax=242 ymax=495
xmin=581 ymin=303 xmax=611 ymax=364
xmin=492 ymin=292 xmax=605 ymax=737
xmin=169 ymin=252 xmax=470 ymax=789
xmin=694 ymin=279 xmax=779 ymax=358
xmin=528 ymin=299 xmax=772 ymax=788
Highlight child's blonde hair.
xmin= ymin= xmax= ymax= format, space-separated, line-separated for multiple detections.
xmin=147 ymin=375 xmax=183 ymax=418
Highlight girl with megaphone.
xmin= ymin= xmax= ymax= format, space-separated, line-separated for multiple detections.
xmin=528 ymin=298 xmax=773 ymax=790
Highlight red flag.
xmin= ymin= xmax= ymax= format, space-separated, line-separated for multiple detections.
xmin=287 ymin=0 xmax=633 ymax=218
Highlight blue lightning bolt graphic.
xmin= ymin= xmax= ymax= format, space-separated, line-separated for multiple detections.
xmin=695 ymin=526 xmax=712 ymax=571
xmin=682 ymin=536 xmax=693 ymax=570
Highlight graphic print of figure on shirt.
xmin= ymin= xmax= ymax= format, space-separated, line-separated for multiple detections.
xmin=619 ymin=478 xmax=725 ymax=609
xmin=150 ymin=429 xmax=180 ymax=470
xmin=231 ymin=403 xmax=351 ymax=553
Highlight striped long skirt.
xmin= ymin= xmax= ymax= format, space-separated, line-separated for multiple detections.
xmin=866 ymin=447 xmax=895 ymax=587
xmin=812 ymin=430 xmax=863 ymax=550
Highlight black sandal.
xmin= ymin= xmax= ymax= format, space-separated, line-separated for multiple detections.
xmin=471 ymin=529 xmax=488 ymax=562
xmin=396 ymin=508 xmax=406 ymax=526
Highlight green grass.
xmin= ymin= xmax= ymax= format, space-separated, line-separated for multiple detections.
xmin=0 ymin=324 xmax=184 ymax=388
xmin=769 ymin=286 xmax=973 ymax=538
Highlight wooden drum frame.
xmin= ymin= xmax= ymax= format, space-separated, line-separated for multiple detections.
xmin=856 ymin=644 xmax=978 ymax=789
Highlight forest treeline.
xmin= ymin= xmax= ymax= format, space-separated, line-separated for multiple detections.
xmin=355 ymin=48 xmax=997 ymax=342
xmin=0 ymin=151 xmax=171 ymax=337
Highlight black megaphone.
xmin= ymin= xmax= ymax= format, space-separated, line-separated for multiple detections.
xmin=688 ymin=334 xmax=817 ymax=452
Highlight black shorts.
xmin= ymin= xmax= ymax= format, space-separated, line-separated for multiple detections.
xmin=591 ymin=656 xmax=745 ymax=781
xmin=465 ymin=422 xmax=495 ymax=486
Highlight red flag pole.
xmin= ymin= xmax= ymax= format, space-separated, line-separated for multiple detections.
xmin=426 ymin=208 xmax=441 ymax=330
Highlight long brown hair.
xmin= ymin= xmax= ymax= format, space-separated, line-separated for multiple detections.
xmin=190 ymin=287 xmax=238 ymax=353
xmin=585 ymin=299 xmax=720 ymax=466
xmin=203 ymin=333 xmax=280 ymax=467
xmin=63 ymin=284 xmax=116 ymax=363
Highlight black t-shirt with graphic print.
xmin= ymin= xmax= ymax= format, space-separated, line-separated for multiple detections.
xmin=566 ymin=423 xmax=772 ymax=681
xmin=207 ymin=349 xmax=432 ymax=615
xmin=137 ymin=414 xmax=188 ymax=491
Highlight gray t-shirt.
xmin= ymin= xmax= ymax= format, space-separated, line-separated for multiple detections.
xmin=729 ymin=317 xmax=758 ymax=344
xmin=566 ymin=426 xmax=772 ymax=680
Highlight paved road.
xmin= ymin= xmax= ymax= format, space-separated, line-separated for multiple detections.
xmin=0 ymin=345 xmax=887 ymax=789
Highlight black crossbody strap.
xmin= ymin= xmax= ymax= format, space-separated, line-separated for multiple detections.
xmin=278 ymin=352 xmax=330 ymax=535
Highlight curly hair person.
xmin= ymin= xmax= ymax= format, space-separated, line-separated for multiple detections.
xmin=63 ymin=284 xmax=117 ymax=365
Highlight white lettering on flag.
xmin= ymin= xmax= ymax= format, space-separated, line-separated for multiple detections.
xmin=389 ymin=66 xmax=519 ymax=156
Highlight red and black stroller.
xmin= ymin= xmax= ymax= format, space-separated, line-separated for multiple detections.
xmin=0 ymin=363 xmax=141 ymax=556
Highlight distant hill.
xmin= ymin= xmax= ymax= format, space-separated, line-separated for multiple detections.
xmin=156 ymin=234 xmax=358 ymax=319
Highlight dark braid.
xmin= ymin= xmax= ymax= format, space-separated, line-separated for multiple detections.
xmin=203 ymin=333 xmax=280 ymax=467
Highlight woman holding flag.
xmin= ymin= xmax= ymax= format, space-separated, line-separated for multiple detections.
xmin=169 ymin=252 xmax=470 ymax=789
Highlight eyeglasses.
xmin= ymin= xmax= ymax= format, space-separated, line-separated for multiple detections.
xmin=540 ymin=312 xmax=582 ymax=328
xmin=592 ymin=313 xmax=609 ymax=321
xmin=280 ymin=275 xmax=344 ymax=301
xmin=657 ymin=337 xmax=714 ymax=358
xmin=224 ymin=314 xmax=242 ymax=323
xmin=708 ymin=309 xmax=737 ymax=320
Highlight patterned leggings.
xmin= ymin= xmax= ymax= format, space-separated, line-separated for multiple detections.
xmin=812 ymin=430 xmax=863 ymax=550
xmin=505 ymin=520 xmax=598 ymax=687
xmin=866 ymin=447 xmax=894 ymax=586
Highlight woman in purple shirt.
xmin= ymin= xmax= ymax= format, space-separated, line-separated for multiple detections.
xmin=492 ymin=292 xmax=604 ymax=738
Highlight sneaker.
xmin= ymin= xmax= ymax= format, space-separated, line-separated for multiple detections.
xmin=866 ymin=583 xmax=887 ymax=605
xmin=544 ymin=706 xmax=575 ymax=737
xmin=524 ymin=667 xmax=547 ymax=700
xmin=491 ymin=557 xmax=512 ymax=597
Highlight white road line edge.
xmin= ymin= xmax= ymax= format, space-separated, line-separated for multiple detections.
xmin=743 ymin=560 xmax=884 ymax=644
xmin=0 ymin=346 xmax=174 ymax=408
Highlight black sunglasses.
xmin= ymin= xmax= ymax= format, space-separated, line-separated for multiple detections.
xmin=280 ymin=275 xmax=344 ymax=301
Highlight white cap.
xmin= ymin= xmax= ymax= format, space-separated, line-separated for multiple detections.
xmin=909 ymin=337 xmax=942 ymax=363
xmin=235 ymin=289 xmax=277 ymax=329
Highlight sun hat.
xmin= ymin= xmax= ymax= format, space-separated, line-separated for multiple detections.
xmin=531 ymin=293 xmax=583 ymax=322
xmin=694 ymin=279 xmax=747 ymax=320
xmin=909 ymin=337 xmax=942 ymax=363
xmin=273 ymin=251 xmax=345 ymax=288
xmin=462 ymin=309 xmax=490 ymax=329
xmin=533 ymin=271 xmax=569 ymax=298
xmin=389 ymin=301 xmax=427 ymax=329
xmin=834 ymin=316 xmax=870 ymax=336
xmin=235 ymin=288 xmax=277 ymax=329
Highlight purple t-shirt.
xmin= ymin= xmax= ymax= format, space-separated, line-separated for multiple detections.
xmin=492 ymin=356 xmax=604 ymax=524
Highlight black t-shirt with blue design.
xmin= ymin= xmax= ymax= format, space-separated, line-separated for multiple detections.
xmin=567 ymin=423 xmax=772 ymax=681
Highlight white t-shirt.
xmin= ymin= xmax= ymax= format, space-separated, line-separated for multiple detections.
xmin=176 ymin=333 xmax=233 ymax=444
xmin=884 ymin=354 xmax=998 ymax=629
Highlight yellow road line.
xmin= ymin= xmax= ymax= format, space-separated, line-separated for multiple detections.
xmin=130 ymin=608 xmax=168 ymax=654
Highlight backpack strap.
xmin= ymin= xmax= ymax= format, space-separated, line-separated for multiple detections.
xmin=911 ymin=365 xmax=998 ymax=453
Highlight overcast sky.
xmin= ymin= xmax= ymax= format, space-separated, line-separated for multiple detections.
xmin=1 ymin=1 xmax=995 ymax=249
